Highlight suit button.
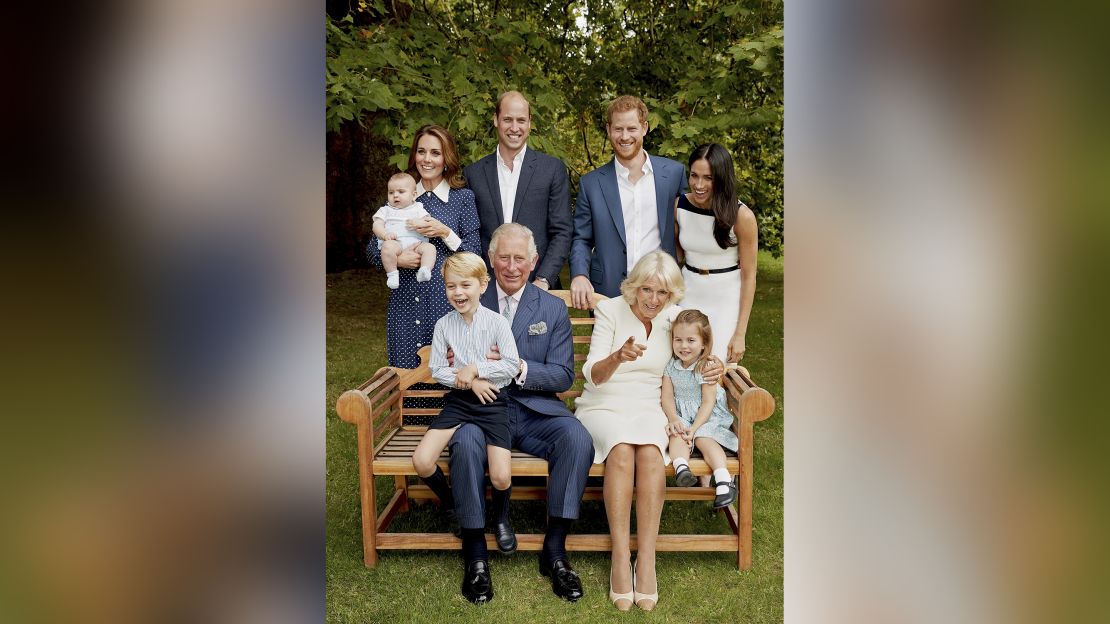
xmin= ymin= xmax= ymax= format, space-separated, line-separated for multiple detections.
xmin=415 ymin=320 xmax=420 ymax=325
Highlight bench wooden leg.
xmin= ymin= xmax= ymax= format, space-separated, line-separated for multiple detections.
xmin=739 ymin=421 xmax=755 ymax=570
xmin=357 ymin=421 xmax=379 ymax=567
xmin=395 ymin=475 xmax=410 ymax=513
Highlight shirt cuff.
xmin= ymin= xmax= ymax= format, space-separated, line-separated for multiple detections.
xmin=515 ymin=360 xmax=528 ymax=386
xmin=443 ymin=230 xmax=461 ymax=251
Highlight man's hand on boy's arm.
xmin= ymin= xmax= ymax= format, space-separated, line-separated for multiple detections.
xmin=471 ymin=378 xmax=498 ymax=404
xmin=456 ymin=364 xmax=478 ymax=388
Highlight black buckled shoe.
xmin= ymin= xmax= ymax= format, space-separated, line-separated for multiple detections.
xmin=539 ymin=557 xmax=584 ymax=602
xmin=712 ymin=477 xmax=738 ymax=509
xmin=493 ymin=518 xmax=517 ymax=554
xmin=674 ymin=463 xmax=698 ymax=487
xmin=461 ymin=560 xmax=494 ymax=604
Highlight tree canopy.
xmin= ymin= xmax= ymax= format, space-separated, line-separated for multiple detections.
xmin=326 ymin=0 xmax=782 ymax=271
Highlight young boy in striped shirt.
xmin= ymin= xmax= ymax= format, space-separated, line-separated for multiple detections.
xmin=411 ymin=252 xmax=520 ymax=598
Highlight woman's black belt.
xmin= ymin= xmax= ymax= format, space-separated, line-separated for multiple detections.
xmin=683 ymin=262 xmax=739 ymax=275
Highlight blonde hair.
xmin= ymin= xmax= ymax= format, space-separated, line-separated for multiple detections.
xmin=441 ymin=251 xmax=489 ymax=285
xmin=388 ymin=171 xmax=417 ymax=188
xmin=619 ymin=250 xmax=685 ymax=305
xmin=605 ymin=95 xmax=649 ymax=126
xmin=672 ymin=309 xmax=713 ymax=372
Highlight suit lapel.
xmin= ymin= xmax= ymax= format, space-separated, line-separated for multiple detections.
xmin=512 ymin=284 xmax=538 ymax=342
xmin=483 ymin=157 xmax=505 ymax=224
xmin=480 ymin=285 xmax=498 ymax=312
xmin=511 ymin=150 xmax=537 ymax=222
xmin=599 ymin=161 xmax=627 ymax=245
xmin=651 ymin=155 xmax=674 ymax=243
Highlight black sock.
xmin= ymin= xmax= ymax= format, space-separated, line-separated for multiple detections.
xmin=461 ymin=528 xmax=488 ymax=564
xmin=420 ymin=465 xmax=454 ymax=508
xmin=490 ymin=485 xmax=512 ymax=523
xmin=542 ymin=516 xmax=572 ymax=565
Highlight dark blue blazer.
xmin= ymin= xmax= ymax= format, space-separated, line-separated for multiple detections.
xmin=569 ymin=155 xmax=687 ymax=297
xmin=480 ymin=282 xmax=574 ymax=417
xmin=464 ymin=148 xmax=572 ymax=287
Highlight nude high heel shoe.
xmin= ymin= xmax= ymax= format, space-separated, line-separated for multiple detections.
xmin=632 ymin=558 xmax=658 ymax=611
xmin=609 ymin=562 xmax=634 ymax=611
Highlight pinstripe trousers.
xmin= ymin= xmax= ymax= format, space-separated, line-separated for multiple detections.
xmin=448 ymin=399 xmax=595 ymax=530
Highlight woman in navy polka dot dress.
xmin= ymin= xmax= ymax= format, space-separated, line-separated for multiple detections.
xmin=367 ymin=124 xmax=481 ymax=368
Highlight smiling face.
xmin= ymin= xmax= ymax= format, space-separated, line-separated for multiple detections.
xmin=632 ymin=276 xmax=672 ymax=322
xmin=413 ymin=134 xmax=445 ymax=188
xmin=490 ymin=233 xmax=537 ymax=295
xmin=387 ymin=176 xmax=417 ymax=208
xmin=671 ymin=322 xmax=707 ymax=366
xmin=688 ymin=158 xmax=714 ymax=207
xmin=444 ymin=269 xmax=488 ymax=319
xmin=494 ymin=94 xmax=531 ymax=157
xmin=606 ymin=109 xmax=648 ymax=164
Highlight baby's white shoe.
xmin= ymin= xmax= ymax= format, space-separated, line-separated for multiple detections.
xmin=416 ymin=267 xmax=432 ymax=283
xmin=386 ymin=271 xmax=400 ymax=289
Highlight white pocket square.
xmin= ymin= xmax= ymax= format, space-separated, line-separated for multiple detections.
xmin=528 ymin=322 xmax=548 ymax=335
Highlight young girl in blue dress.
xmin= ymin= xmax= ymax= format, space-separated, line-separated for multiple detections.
xmin=662 ymin=309 xmax=740 ymax=508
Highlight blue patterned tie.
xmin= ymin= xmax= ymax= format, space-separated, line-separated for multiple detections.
xmin=502 ymin=296 xmax=514 ymax=323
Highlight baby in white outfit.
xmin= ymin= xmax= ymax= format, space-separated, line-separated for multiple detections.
xmin=372 ymin=172 xmax=437 ymax=289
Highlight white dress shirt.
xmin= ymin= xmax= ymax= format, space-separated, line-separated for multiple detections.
xmin=496 ymin=144 xmax=527 ymax=224
xmin=614 ymin=151 xmax=660 ymax=273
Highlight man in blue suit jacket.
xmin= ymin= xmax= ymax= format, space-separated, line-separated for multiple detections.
xmin=464 ymin=91 xmax=572 ymax=289
xmin=570 ymin=95 xmax=687 ymax=309
xmin=449 ymin=223 xmax=594 ymax=603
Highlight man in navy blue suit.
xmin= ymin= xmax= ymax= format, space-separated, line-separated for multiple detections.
xmin=448 ymin=223 xmax=594 ymax=604
xmin=570 ymin=95 xmax=687 ymax=309
xmin=464 ymin=91 xmax=572 ymax=289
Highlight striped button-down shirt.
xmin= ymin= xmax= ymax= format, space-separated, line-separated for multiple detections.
xmin=430 ymin=306 xmax=521 ymax=389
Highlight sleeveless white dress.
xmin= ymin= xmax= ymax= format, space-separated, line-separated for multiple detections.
xmin=676 ymin=194 xmax=742 ymax=361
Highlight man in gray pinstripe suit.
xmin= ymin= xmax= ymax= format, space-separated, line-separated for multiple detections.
xmin=448 ymin=223 xmax=594 ymax=603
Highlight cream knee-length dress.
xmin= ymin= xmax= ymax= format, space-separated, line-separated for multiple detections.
xmin=575 ymin=297 xmax=680 ymax=465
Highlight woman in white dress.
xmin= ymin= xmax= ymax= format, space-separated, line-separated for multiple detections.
xmin=675 ymin=143 xmax=759 ymax=363
xmin=577 ymin=250 xmax=720 ymax=612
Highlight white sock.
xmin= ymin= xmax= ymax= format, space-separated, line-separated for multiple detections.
xmin=416 ymin=266 xmax=432 ymax=282
xmin=713 ymin=468 xmax=732 ymax=494
xmin=386 ymin=271 xmax=400 ymax=289
xmin=673 ymin=457 xmax=689 ymax=471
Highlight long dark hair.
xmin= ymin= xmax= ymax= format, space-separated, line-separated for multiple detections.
xmin=688 ymin=143 xmax=738 ymax=249
xmin=407 ymin=124 xmax=466 ymax=189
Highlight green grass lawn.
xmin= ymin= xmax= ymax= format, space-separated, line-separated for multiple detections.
xmin=326 ymin=252 xmax=783 ymax=623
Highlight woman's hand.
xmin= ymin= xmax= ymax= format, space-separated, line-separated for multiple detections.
xmin=727 ymin=333 xmax=746 ymax=363
xmin=701 ymin=355 xmax=725 ymax=383
xmin=471 ymin=378 xmax=498 ymax=404
xmin=395 ymin=244 xmax=422 ymax=269
xmin=612 ymin=336 xmax=646 ymax=363
xmin=409 ymin=216 xmax=450 ymax=239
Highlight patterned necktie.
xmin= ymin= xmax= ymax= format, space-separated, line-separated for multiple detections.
xmin=502 ymin=295 xmax=515 ymax=323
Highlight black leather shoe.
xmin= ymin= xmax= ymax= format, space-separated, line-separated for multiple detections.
xmin=493 ymin=518 xmax=517 ymax=554
xmin=539 ymin=557 xmax=584 ymax=602
xmin=712 ymin=477 xmax=738 ymax=509
xmin=461 ymin=560 xmax=494 ymax=604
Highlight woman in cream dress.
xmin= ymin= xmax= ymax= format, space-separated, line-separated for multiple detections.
xmin=576 ymin=250 xmax=686 ymax=612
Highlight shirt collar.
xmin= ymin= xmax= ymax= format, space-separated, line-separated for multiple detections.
xmin=420 ymin=178 xmax=451 ymax=203
xmin=613 ymin=150 xmax=653 ymax=178
xmin=496 ymin=144 xmax=527 ymax=169
xmin=495 ymin=282 xmax=524 ymax=303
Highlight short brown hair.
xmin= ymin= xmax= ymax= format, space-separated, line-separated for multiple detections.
xmin=605 ymin=95 xmax=649 ymax=126
xmin=388 ymin=171 xmax=417 ymax=187
xmin=494 ymin=90 xmax=531 ymax=118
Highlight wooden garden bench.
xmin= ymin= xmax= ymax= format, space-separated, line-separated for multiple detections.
xmin=336 ymin=290 xmax=775 ymax=570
